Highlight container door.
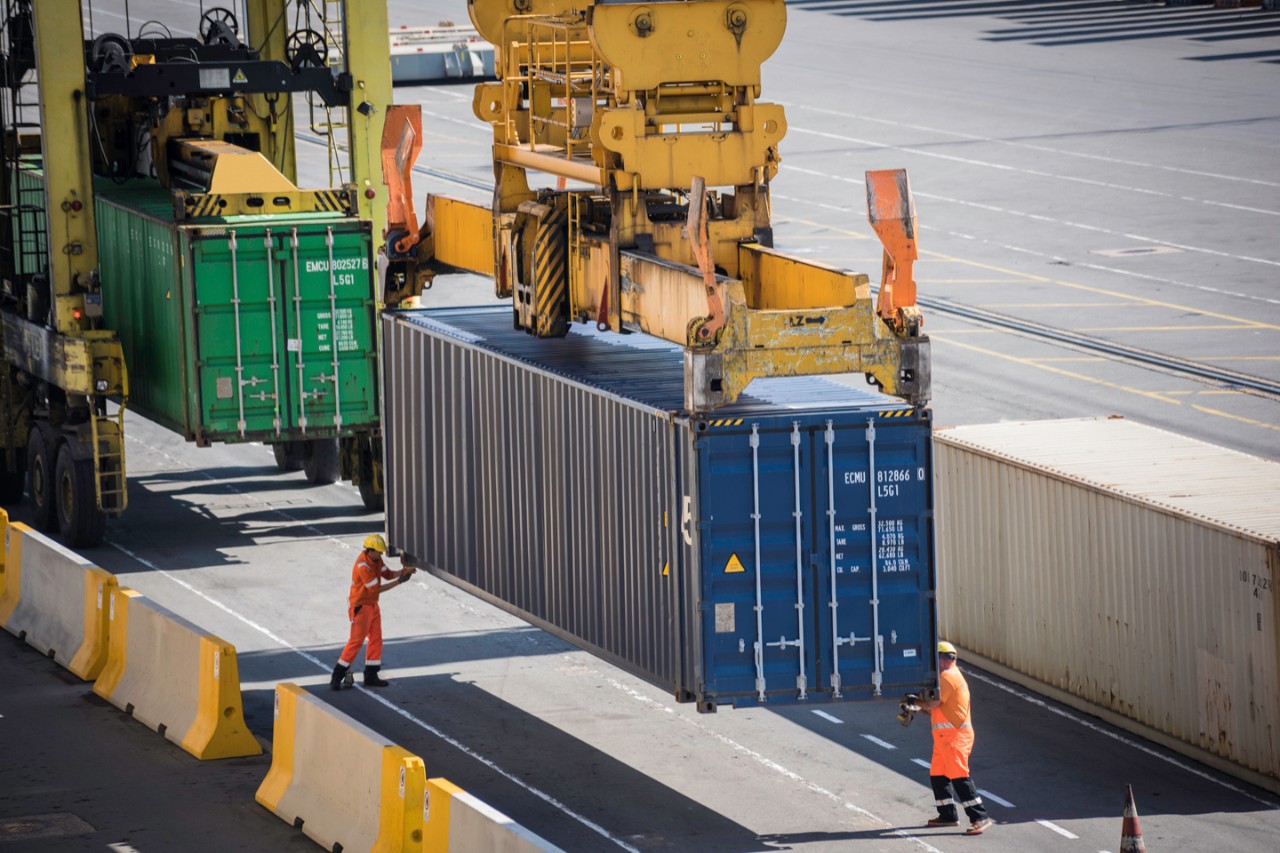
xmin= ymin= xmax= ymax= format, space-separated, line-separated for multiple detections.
xmin=696 ymin=421 xmax=819 ymax=706
xmin=274 ymin=223 xmax=379 ymax=435
xmin=815 ymin=415 xmax=936 ymax=700
xmin=189 ymin=228 xmax=288 ymax=440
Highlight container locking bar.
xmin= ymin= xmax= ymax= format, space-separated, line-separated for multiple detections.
xmin=325 ymin=227 xmax=343 ymax=430
xmin=750 ymin=424 xmax=766 ymax=702
xmin=866 ymin=418 xmax=884 ymax=696
xmin=825 ymin=421 xmax=841 ymax=697
xmin=828 ymin=420 xmax=872 ymax=687
xmin=228 ymin=231 xmax=247 ymax=438
xmin=264 ymin=230 xmax=283 ymax=436
xmin=291 ymin=228 xmax=307 ymax=433
xmin=789 ymin=422 xmax=808 ymax=699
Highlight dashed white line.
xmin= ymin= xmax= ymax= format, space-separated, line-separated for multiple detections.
xmin=106 ymin=525 xmax=645 ymax=850
xmin=963 ymin=669 xmax=1280 ymax=809
xmin=785 ymin=102 xmax=1280 ymax=189
xmin=911 ymin=758 xmax=932 ymax=769
xmin=811 ymin=709 xmax=843 ymax=724
xmin=860 ymin=734 xmax=898 ymax=751
xmin=978 ymin=789 xmax=1015 ymax=808
xmin=1036 ymin=819 xmax=1079 ymax=839
xmin=602 ymin=677 xmax=943 ymax=852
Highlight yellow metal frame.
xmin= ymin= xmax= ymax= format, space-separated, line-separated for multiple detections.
xmin=405 ymin=0 xmax=932 ymax=409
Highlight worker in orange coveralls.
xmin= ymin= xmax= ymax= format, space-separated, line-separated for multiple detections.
xmin=329 ymin=534 xmax=415 ymax=689
xmin=916 ymin=641 xmax=994 ymax=835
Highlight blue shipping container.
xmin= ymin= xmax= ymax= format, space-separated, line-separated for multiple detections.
xmin=383 ymin=307 xmax=938 ymax=710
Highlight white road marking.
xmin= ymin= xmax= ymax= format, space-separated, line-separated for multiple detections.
xmin=600 ymin=677 xmax=943 ymax=852
xmin=1037 ymin=819 xmax=1079 ymax=839
xmin=769 ymin=196 xmax=1280 ymax=309
xmin=963 ymin=669 xmax=1280 ymax=810
xmin=811 ymin=709 xmax=843 ymax=724
xmin=106 ymin=529 xmax=642 ymax=853
xmin=786 ymin=102 xmax=1280 ymax=189
xmin=786 ymin=164 xmax=1280 ymax=270
xmin=911 ymin=758 xmax=932 ymax=769
xmin=860 ymin=734 xmax=898 ymax=751
xmin=978 ymin=789 xmax=1015 ymax=808
xmin=108 ymin=844 xmax=143 ymax=853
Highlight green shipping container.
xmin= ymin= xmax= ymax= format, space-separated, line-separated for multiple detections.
xmin=91 ymin=180 xmax=379 ymax=444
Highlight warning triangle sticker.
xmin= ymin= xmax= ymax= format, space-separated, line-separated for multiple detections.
xmin=662 ymin=560 xmax=669 ymax=577
xmin=232 ymin=68 xmax=248 ymax=84
xmin=724 ymin=553 xmax=746 ymax=573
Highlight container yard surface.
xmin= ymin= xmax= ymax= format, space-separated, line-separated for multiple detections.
xmin=935 ymin=417 xmax=1280 ymax=793
xmin=384 ymin=307 xmax=939 ymax=709
xmin=5 ymin=1 xmax=1280 ymax=851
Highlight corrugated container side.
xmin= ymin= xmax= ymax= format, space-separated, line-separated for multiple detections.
xmin=96 ymin=196 xmax=188 ymax=434
xmin=935 ymin=426 xmax=1279 ymax=794
xmin=384 ymin=308 xmax=939 ymax=709
xmin=384 ymin=317 xmax=679 ymax=686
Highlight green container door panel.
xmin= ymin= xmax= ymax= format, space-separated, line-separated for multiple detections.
xmin=277 ymin=224 xmax=378 ymax=434
xmin=187 ymin=230 xmax=289 ymax=439
xmin=97 ymin=200 xmax=189 ymax=435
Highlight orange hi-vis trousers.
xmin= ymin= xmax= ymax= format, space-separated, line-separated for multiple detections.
xmin=339 ymin=603 xmax=383 ymax=667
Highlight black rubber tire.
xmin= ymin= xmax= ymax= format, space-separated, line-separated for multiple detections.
xmin=357 ymin=447 xmax=384 ymax=512
xmin=272 ymin=441 xmax=303 ymax=472
xmin=0 ymin=450 xmax=25 ymax=504
xmin=54 ymin=443 xmax=106 ymax=549
xmin=26 ymin=428 xmax=57 ymax=532
xmin=303 ymin=438 xmax=340 ymax=485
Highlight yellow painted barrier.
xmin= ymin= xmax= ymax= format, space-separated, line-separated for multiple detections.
xmin=93 ymin=586 xmax=260 ymax=759
xmin=424 ymin=779 xmax=567 ymax=853
xmin=256 ymin=683 xmax=426 ymax=852
xmin=0 ymin=521 xmax=117 ymax=680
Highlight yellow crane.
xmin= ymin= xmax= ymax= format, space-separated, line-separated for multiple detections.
xmin=0 ymin=1 xmax=392 ymax=545
xmin=382 ymin=0 xmax=928 ymax=410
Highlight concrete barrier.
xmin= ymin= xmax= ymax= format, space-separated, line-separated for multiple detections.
xmin=256 ymin=683 xmax=426 ymax=852
xmin=0 ymin=520 xmax=117 ymax=681
xmin=424 ymin=777 xmax=567 ymax=853
xmin=93 ymin=586 xmax=261 ymax=760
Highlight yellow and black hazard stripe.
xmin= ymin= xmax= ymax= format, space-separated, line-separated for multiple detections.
xmin=312 ymin=189 xmax=354 ymax=214
xmin=185 ymin=193 xmax=227 ymax=219
xmin=878 ymin=410 xmax=914 ymax=418
xmin=532 ymin=201 xmax=569 ymax=337
xmin=706 ymin=418 xmax=746 ymax=427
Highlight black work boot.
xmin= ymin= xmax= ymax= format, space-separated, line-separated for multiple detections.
xmin=329 ymin=663 xmax=349 ymax=690
xmin=364 ymin=665 xmax=390 ymax=687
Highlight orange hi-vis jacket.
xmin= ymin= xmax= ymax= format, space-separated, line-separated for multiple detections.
xmin=349 ymin=550 xmax=396 ymax=609
xmin=930 ymin=666 xmax=975 ymax=779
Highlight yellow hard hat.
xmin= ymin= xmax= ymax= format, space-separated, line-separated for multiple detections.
xmin=937 ymin=641 xmax=958 ymax=657
xmin=363 ymin=534 xmax=388 ymax=553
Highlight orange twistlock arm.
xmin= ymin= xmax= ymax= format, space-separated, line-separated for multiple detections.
xmin=380 ymin=104 xmax=424 ymax=257
xmin=865 ymin=168 xmax=920 ymax=333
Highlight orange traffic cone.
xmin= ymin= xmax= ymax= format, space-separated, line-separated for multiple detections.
xmin=1120 ymin=784 xmax=1147 ymax=852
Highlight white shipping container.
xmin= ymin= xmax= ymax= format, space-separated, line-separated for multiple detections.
xmin=934 ymin=417 xmax=1280 ymax=795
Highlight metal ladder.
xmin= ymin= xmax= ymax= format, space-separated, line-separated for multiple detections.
xmin=302 ymin=0 xmax=350 ymax=187
xmin=0 ymin=57 xmax=48 ymax=299
xmin=90 ymin=406 xmax=127 ymax=514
